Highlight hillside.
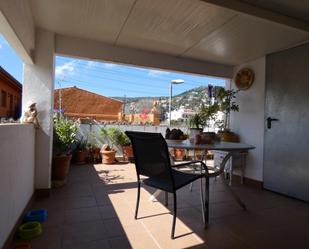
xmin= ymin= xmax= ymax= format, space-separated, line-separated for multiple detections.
xmin=114 ymin=86 xmax=223 ymax=120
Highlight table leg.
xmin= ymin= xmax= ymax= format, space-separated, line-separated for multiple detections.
xmin=229 ymin=161 xmax=233 ymax=186
xmin=200 ymin=149 xmax=208 ymax=224
xmin=200 ymin=175 xmax=205 ymax=223
xmin=221 ymin=174 xmax=246 ymax=210
xmin=240 ymin=153 xmax=247 ymax=184
xmin=217 ymin=152 xmax=246 ymax=210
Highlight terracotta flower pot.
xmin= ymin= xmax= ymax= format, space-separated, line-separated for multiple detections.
xmin=189 ymin=128 xmax=203 ymax=144
xmin=218 ymin=131 xmax=239 ymax=142
xmin=174 ymin=148 xmax=185 ymax=161
xmin=52 ymin=154 xmax=72 ymax=181
xmin=94 ymin=148 xmax=102 ymax=163
xmin=122 ymin=145 xmax=134 ymax=162
xmin=94 ymin=148 xmax=101 ymax=155
xmin=11 ymin=243 xmax=32 ymax=249
xmin=75 ymin=150 xmax=88 ymax=164
xmin=101 ymin=150 xmax=116 ymax=164
xmin=199 ymin=132 xmax=216 ymax=144
xmin=87 ymin=148 xmax=101 ymax=163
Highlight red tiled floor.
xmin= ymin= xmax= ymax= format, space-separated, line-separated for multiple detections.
xmin=15 ymin=162 xmax=309 ymax=249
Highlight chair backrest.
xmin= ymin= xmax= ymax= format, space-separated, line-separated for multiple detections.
xmin=125 ymin=131 xmax=173 ymax=182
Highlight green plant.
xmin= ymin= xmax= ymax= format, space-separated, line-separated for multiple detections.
xmin=214 ymin=119 xmax=225 ymax=131
xmin=87 ymin=131 xmax=99 ymax=149
xmin=53 ymin=115 xmax=79 ymax=155
xmin=101 ymin=127 xmax=131 ymax=147
xmin=199 ymin=103 xmax=220 ymax=128
xmin=215 ymin=88 xmax=239 ymax=130
xmin=170 ymin=119 xmax=186 ymax=126
xmin=189 ymin=114 xmax=205 ymax=129
xmin=101 ymin=127 xmax=123 ymax=149
xmin=75 ymin=137 xmax=88 ymax=151
xmin=118 ymin=132 xmax=131 ymax=146
xmin=188 ymin=102 xmax=220 ymax=129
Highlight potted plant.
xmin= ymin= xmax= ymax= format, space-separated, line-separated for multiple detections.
xmin=199 ymin=103 xmax=220 ymax=130
xmin=88 ymin=143 xmax=102 ymax=164
xmin=117 ymin=131 xmax=134 ymax=162
xmin=188 ymin=113 xmax=205 ymax=142
xmin=199 ymin=102 xmax=220 ymax=142
xmin=215 ymin=88 xmax=240 ymax=142
xmin=165 ymin=128 xmax=187 ymax=160
xmin=75 ymin=137 xmax=88 ymax=164
xmin=52 ymin=115 xmax=78 ymax=181
xmin=100 ymin=127 xmax=119 ymax=164
xmin=174 ymin=148 xmax=186 ymax=161
xmin=87 ymin=131 xmax=101 ymax=163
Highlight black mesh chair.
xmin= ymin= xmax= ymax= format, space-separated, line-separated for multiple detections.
xmin=125 ymin=131 xmax=209 ymax=239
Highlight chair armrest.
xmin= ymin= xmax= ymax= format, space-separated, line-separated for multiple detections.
xmin=172 ymin=160 xmax=209 ymax=175
xmin=171 ymin=160 xmax=201 ymax=168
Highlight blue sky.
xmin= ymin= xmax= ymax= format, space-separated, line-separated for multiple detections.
xmin=0 ymin=34 xmax=23 ymax=82
xmin=0 ymin=34 xmax=226 ymax=97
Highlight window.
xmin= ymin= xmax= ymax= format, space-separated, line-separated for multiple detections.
xmin=1 ymin=90 xmax=7 ymax=107
xmin=9 ymin=93 xmax=13 ymax=113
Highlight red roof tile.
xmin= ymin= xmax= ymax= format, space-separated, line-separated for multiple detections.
xmin=54 ymin=86 xmax=122 ymax=120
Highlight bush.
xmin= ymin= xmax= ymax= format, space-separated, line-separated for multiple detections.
xmin=75 ymin=137 xmax=88 ymax=151
xmin=101 ymin=127 xmax=131 ymax=148
xmin=53 ymin=115 xmax=79 ymax=155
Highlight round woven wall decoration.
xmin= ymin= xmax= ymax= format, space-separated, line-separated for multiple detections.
xmin=235 ymin=68 xmax=254 ymax=90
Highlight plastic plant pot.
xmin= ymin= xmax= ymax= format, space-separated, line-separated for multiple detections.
xmin=18 ymin=222 xmax=42 ymax=240
xmin=11 ymin=243 xmax=32 ymax=249
xmin=24 ymin=209 xmax=48 ymax=222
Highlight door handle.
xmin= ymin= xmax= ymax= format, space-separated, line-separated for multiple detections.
xmin=267 ymin=117 xmax=279 ymax=129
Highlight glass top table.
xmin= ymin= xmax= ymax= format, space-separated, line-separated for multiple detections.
xmin=165 ymin=139 xmax=255 ymax=216
xmin=166 ymin=140 xmax=255 ymax=151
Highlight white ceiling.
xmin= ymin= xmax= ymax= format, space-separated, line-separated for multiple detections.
xmin=241 ymin=0 xmax=309 ymax=23
xmin=29 ymin=0 xmax=309 ymax=66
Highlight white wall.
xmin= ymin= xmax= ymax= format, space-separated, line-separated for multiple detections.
xmin=23 ymin=28 xmax=55 ymax=189
xmin=0 ymin=0 xmax=34 ymax=63
xmin=0 ymin=124 xmax=35 ymax=248
xmin=230 ymin=57 xmax=266 ymax=181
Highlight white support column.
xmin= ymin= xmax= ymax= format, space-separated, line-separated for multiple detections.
xmin=22 ymin=29 xmax=55 ymax=189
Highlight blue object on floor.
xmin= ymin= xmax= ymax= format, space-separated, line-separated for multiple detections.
xmin=24 ymin=209 xmax=48 ymax=222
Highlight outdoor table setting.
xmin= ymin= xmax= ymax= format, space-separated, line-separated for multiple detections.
xmin=165 ymin=137 xmax=255 ymax=211
xmin=166 ymin=139 xmax=255 ymax=152
xmin=126 ymin=130 xmax=256 ymax=238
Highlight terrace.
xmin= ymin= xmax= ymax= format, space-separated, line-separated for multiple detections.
xmin=29 ymin=162 xmax=308 ymax=249
xmin=1 ymin=0 xmax=309 ymax=248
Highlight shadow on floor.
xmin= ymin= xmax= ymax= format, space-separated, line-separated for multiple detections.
xmin=13 ymin=162 xmax=309 ymax=249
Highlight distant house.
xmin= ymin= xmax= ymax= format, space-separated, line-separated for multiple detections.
xmin=54 ymin=86 xmax=123 ymax=121
xmin=170 ymin=107 xmax=196 ymax=122
xmin=0 ymin=67 xmax=22 ymax=119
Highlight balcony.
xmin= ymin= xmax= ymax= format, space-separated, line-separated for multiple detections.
xmin=1 ymin=1 xmax=309 ymax=248
xmin=23 ymin=162 xmax=308 ymax=249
